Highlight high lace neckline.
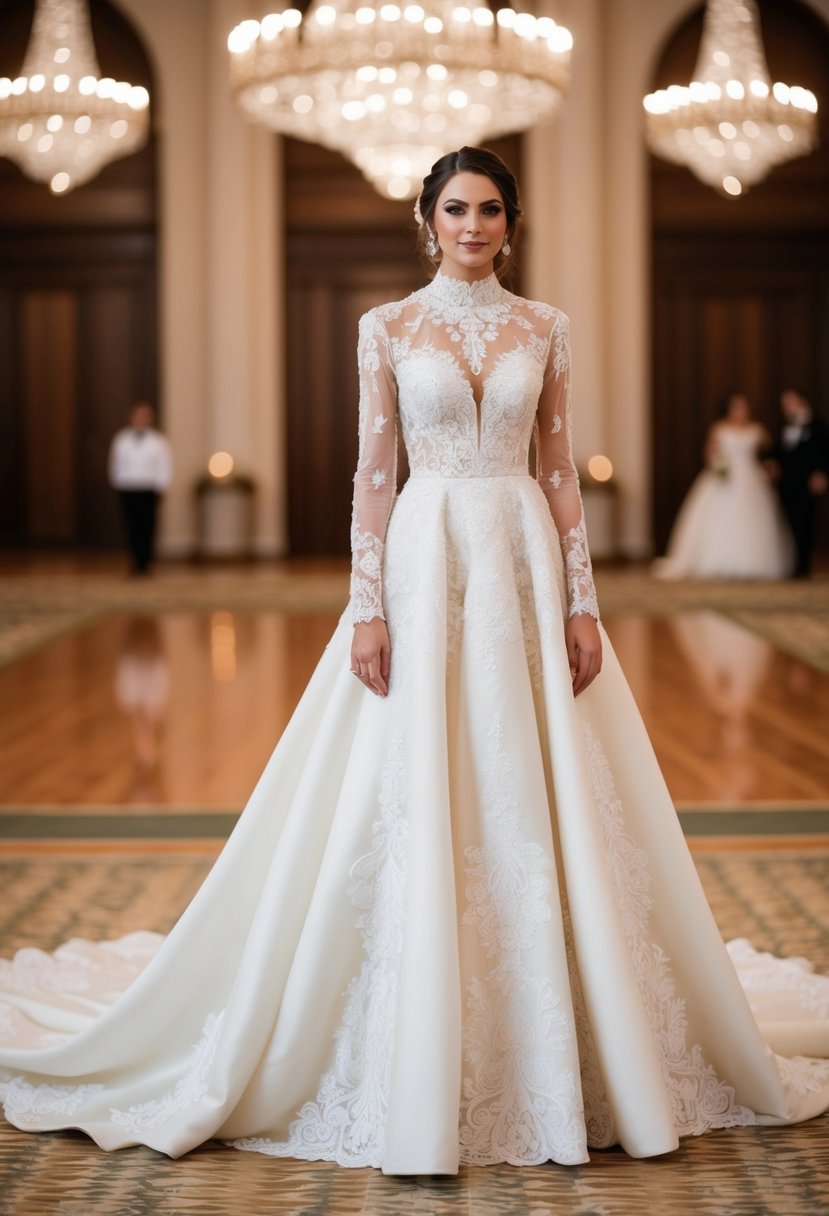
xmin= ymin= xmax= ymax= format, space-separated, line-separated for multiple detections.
xmin=423 ymin=271 xmax=506 ymax=308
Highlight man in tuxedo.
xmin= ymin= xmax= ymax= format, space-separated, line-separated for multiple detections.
xmin=107 ymin=402 xmax=173 ymax=575
xmin=765 ymin=389 xmax=829 ymax=577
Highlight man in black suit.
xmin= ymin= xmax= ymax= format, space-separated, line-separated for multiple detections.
xmin=765 ymin=389 xmax=829 ymax=577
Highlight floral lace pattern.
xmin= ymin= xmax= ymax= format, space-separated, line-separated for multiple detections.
xmin=109 ymin=1009 xmax=225 ymax=1133
xmin=1 ymin=1076 xmax=104 ymax=1123
xmin=228 ymin=732 xmax=409 ymax=1166
xmin=348 ymin=271 xmax=600 ymax=627
xmin=726 ymin=939 xmax=829 ymax=1018
xmin=583 ymin=725 xmax=758 ymax=1135
xmin=459 ymin=721 xmax=586 ymax=1166
xmin=773 ymin=1054 xmax=829 ymax=1098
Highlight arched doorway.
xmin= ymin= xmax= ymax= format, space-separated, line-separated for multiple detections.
xmin=649 ymin=0 xmax=829 ymax=555
xmin=0 ymin=0 xmax=158 ymax=550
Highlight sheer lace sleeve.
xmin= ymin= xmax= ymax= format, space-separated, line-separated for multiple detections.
xmin=349 ymin=309 xmax=398 ymax=625
xmin=535 ymin=311 xmax=600 ymax=620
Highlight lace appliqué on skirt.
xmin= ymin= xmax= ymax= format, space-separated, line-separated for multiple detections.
xmin=459 ymin=721 xmax=586 ymax=1166
xmin=583 ymin=725 xmax=757 ymax=1135
xmin=109 ymin=1010 xmax=225 ymax=1134
xmin=229 ymin=732 xmax=409 ymax=1166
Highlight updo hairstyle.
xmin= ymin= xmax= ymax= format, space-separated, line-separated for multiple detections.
xmin=414 ymin=145 xmax=523 ymax=274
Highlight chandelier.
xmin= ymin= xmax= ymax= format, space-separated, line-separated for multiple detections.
xmin=643 ymin=0 xmax=817 ymax=197
xmin=0 ymin=0 xmax=150 ymax=195
xmin=228 ymin=1 xmax=572 ymax=200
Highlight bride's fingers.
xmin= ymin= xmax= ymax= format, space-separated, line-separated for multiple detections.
xmin=367 ymin=652 xmax=388 ymax=698
xmin=573 ymin=645 xmax=600 ymax=696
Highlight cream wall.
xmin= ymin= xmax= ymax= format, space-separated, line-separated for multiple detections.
xmin=117 ymin=0 xmax=285 ymax=558
xmin=117 ymin=0 xmax=829 ymax=561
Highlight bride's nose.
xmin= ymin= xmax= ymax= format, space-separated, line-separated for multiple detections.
xmin=465 ymin=214 xmax=482 ymax=234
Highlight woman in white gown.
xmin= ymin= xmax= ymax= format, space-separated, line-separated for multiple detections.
xmin=656 ymin=393 xmax=793 ymax=579
xmin=1 ymin=148 xmax=828 ymax=1176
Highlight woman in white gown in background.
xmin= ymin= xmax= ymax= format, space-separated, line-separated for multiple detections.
xmin=656 ymin=392 xmax=793 ymax=579
xmin=1 ymin=148 xmax=828 ymax=1176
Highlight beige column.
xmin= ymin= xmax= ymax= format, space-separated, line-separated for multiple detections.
xmin=207 ymin=0 xmax=285 ymax=557
xmin=117 ymin=0 xmax=210 ymax=557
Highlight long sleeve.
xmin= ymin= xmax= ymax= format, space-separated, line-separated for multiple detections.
xmin=535 ymin=312 xmax=600 ymax=620
xmin=349 ymin=309 xmax=399 ymax=625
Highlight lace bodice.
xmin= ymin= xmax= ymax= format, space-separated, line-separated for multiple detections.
xmin=350 ymin=270 xmax=599 ymax=623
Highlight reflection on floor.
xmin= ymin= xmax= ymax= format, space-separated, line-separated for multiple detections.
xmin=0 ymin=560 xmax=827 ymax=1214
xmin=0 ymin=608 xmax=827 ymax=810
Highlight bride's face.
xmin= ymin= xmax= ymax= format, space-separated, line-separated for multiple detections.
xmin=431 ymin=171 xmax=508 ymax=280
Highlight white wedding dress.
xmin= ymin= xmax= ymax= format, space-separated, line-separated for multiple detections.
xmin=656 ymin=424 xmax=793 ymax=579
xmin=1 ymin=272 xmax=828 ymax=1175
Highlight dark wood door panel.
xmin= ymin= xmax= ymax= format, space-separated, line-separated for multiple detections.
xmin=652 ymin=266 xmax=828 ymax=554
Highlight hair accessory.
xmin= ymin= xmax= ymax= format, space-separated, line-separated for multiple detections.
xmin=413 ymin=193 xmax=424 ymax=225
xmin=426 ymin=229 xmax=439 ymax=257
xmin=501 ymin=238 xmax=511 ymax=256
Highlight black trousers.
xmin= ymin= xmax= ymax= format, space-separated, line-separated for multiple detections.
xmin=780 ymin=490 xmax=815 ymax=577
xmin=118 ymin=490 xmax=159 ymax=573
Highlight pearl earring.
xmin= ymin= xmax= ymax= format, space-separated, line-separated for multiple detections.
xmin=425 ymin=229 xmax=439 ymax=257
xmin=501 ymin=237 xmax=511 ymax=256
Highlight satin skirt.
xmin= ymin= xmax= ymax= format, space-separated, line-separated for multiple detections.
xmin=1 ymin=475 xmax=827 ymax=1173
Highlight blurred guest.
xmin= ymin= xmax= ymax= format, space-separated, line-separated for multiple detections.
xmin=108 ymin=402 xmax=173 ymax=575
xmin=764 ymin=389 xmax=829 ymax=578
xmin=655 ymin=392 xmax=791 ymax=579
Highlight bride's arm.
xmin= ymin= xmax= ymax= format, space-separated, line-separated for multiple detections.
xmin=349 ymin=309 xmax=398 ymax=696
xmin=535 ymin=310 xmax=602 ymax=695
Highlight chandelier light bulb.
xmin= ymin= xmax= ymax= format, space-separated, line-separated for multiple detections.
xmin=228 ymin=0 xmax=572 ymax=199
xmin=643 ymin=0 xmax=817 ymax=197
xmin=0 ymin=0 xmax=150 ymax=194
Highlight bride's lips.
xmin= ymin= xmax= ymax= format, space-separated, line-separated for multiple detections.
xmin=460 ymin=242 xmax=486 ymax=250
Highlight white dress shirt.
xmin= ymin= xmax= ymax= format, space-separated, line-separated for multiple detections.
xmin=108 ymin=427 xmax=173 ymax=492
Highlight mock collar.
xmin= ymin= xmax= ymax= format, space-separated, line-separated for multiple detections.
xmin=422 ymin=270 xmax=505 ymax=308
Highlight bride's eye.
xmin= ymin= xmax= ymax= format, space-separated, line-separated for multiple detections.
xmin=444 ymin=205 xmax=464 ymax=215
xmin=483 ymin=205 xmax=502 ymax=215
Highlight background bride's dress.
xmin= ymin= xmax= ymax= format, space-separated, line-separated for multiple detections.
xmin=1 ymin=273 xmax=827 ymax=1176
xmin=656 ymin=423 xmax=793 ymax=579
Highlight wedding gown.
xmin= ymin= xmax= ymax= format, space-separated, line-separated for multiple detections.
xmin=1 ymin=272 xmax=828 ymax=1176
xmin=655 ymin=424 xmax=793 ymax=579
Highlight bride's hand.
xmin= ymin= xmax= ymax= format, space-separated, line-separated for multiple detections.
xmin=565 ymin=615 xmax=602 ymax=697
xmin=351 ymin=619 xmax=391 ymax=697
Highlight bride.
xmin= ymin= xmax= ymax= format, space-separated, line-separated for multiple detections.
xmin=1 ymin=147 xmax=827 ymax=1175
xmin=655 ymin=392 xmax=793 ymax=580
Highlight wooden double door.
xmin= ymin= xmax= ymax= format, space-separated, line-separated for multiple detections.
xmin=652 ymin=236 xmax=829 ymax=554
xmin=0 ymin=238 xmax=157 ymax=548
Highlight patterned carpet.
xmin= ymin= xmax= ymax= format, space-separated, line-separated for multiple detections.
xmin=0 ymin=848 xmax=828 ymax=1216
xmin=1 ymin=566 xmax=828 ymax=671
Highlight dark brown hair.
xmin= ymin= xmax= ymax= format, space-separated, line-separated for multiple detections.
xmin=415 ymin=146 xmax=522 ymax=273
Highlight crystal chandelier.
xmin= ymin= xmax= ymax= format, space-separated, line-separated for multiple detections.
xmin=228 ymin=1 xmax=572 ymax=200
xmin=643 ymin=0 xmax=817 ymax=197
xmin=0 ymin=0 xmax=150 ymax=195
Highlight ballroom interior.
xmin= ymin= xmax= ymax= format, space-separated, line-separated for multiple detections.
xmin=1 ymin=0 xmax=828 ymax=1213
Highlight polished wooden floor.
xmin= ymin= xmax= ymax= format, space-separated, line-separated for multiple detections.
xmin=0 ymin=558 xmax=828 ymax=1216
xmin=0 ymin=603 xmax=826 ymax=810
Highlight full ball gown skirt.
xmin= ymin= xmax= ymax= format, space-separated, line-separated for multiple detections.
xmin=1 ymin=273 xmax=828 ymax=1174
xmin=655 ymin=425 xmax=793 ymax=580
